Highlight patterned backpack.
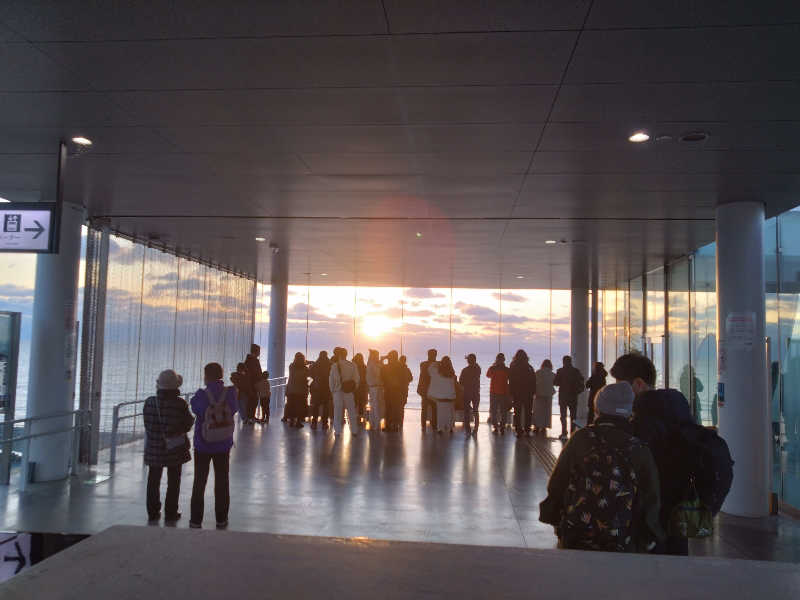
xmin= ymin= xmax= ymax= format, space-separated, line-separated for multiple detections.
xmin=202 ymin=386 xmax=235 ymax=443
xmin=559 ymin=427 xmax=640 ymax=552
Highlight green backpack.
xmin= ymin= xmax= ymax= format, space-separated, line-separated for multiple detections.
xmin=669 ymin=477 xmax=713 ymax=538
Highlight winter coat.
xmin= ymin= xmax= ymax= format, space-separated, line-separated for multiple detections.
xmin=417 ymin=360 xmax=435 ymax=395
xmin=287 ymin=362 xmax=310 ymax=396
xmin=540 ymin=416 xmax=665 ymax=552
xmin=487 ymin=364 xmax=510 ymax=395
xmin=427 ymin=363 xmax=456 ymax=400
xmin=632 ymin=388 xmax=695 ymax=528
xmin=143 ymin=389 xmax=194 ymax=467
xmin=508 ymin=360 xmax=536 ymax=400
xmin=190 ymin=381 xmax=238 ymax=454
xmin=366 ymin=359 xmax=383 ymax=387
xmin=535 ymin=367 xmax=556 ymax=397
xmin=459 ymin=364 xmax=481 ymax=399
xmin=554 ymin=365 xmax=584 ymax=400
xmin=245 ymin=353 xmax=263 ymax=396
xmin=309 ymin=357 xmax=332 ymax=393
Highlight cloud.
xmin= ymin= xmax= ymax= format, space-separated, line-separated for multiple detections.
xmin=493 ymin=292 xmax=526 ymax=303
xmin=0 ymin=283 xmax=35 ymax=298
xmin=404 ymin=288 xmax=446 ymax=299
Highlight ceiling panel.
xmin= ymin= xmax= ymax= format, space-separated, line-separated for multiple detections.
xmin=383 ymin=0 xmax=591 ymax=32
xmin=0 ymin=0 xmax=388 ymax=40
xmin=299 ymin=152 xmax=533 ymax=176
xmin=566 ymin=26 xmax=800 ymax=83
xmin=552 ymin=82 xmax=800 ymax=123
xmin=587 ymin=0 xmax=800 ymax=28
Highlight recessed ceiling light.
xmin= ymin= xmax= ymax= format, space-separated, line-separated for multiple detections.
xmin=415 ymin=232 xmax=422 ymax=238
xmin=545 ymin=240 xmax=557 ymax=245
xmin=628 ymin=131 xmax=650 ymax=143
xmin=0 ymin=197 xmax=10 ymax=203
xmin=254 ymin=236 xmax=266 ymax=242
xmin=320 ymin=273 xmax=328 ymax=276
xmin=71 ymin=136 xmax=92 ymax=146
xmin=515 ymin=275 xmax=525 ymax=279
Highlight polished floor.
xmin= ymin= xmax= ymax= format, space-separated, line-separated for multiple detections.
xmin=1 ymin=410 xmax=799 ymax=561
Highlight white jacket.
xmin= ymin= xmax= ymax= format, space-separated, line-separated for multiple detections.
xmin=427 ymin=363 xmax=456 ymax=400
xmin=535 ymin=367 xmax=556 ymax=397
xmin=329 ymin=359 xmax=360 ymax=395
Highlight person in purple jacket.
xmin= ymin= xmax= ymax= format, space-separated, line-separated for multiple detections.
xmin=189 ymin=362 xmax=238 ymax=529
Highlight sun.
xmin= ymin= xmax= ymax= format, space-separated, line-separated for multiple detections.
xmin=361 ymin=315 xmax=396 ymax=338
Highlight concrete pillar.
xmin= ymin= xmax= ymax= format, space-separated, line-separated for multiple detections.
xmin=26 ymin=202 xmax=84 ymax=481
xmin=716 ymin=201 xmax=769 ymax=517
xmin=267 ymin=247 xmax=288 ymax=413
xmin=590 ymin=284 xmax=599 ymax=367
xmin=571 ymin=287 xmax=590 ymax=425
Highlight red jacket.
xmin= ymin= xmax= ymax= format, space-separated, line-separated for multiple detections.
xmin=487 ymin=364 xmax=510 ymax=395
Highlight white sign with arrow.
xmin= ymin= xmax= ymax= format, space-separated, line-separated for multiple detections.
xmin=0 ymin=533 xmax=31 ymax=582
xmin=0 ymin=205 xmax=56 ymax=252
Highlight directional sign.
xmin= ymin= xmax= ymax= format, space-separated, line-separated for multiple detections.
xmin=0 ymin=533 xmax=31 ymax=582
xmin=0 ymin=203 xmax=57 ymax=253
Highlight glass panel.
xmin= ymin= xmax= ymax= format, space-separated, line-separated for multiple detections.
xmin=668 ymin=259 xmax=691 ymax=403
xmin=692 ymin=243 xmax=717 ymax=426
xmin=253 ymin=282 xmax=271 ymax=368
xmin=778 ymin=208 xmax=800 ymax=510
xmin=630 ymin=276 xmax=643 ymax=352
xmin=646 ymin=268 xmax=666 ymax=388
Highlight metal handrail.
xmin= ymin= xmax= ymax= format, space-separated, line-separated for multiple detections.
xmin=109 ymin=399 xmax=146 ymax=468
xmin=0 ymin=409 xmax=91 ymax=489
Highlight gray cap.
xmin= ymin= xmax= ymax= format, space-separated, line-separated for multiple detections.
xmin=594 ymin=382 xmax=635 ymax=418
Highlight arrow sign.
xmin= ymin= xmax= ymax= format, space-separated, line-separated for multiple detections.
xmin=0 ymin=204 xmax=55 ymax=252
xmin=24 ymin=220 xmax=45 ymax=240
xmin=3 ymin=540 xmax=26 ymax=575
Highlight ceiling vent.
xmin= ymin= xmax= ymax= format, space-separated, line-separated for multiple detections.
xmin=680 ymin=130 xmax=709 ymax=143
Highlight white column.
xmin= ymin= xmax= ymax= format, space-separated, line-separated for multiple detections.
xmin=26 ymin=202 xmax=84 ymax=481
xmin=267 ymin=247 xmax=288 ymax=413
xmin=571 ymin=287 xmax=590 ymax=425
xmin=716 ymin=201 xmax=769 ymax=517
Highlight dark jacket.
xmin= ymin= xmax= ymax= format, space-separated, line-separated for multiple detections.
xmin=287 ymin=362 xmax=310 ymax=396
xmin=143 ymin=389 xmax=194 ymax=467
xmin=632 ymin=389 xmax=695 ymax=528
xmin=554 ymin=365 xmax=584 ymax=400
xmin=245 ymin=353 xmax=263 ymax=397
xmin=586 ymin=368 xmax=608 ymax=397
xmin=309 ymin=357 xmax=332 ymax=394
xmin=382 ymin=360 xmax=405 ymax=396
xmin=459 ymin=364 xmax=481 ymax=399
xmin=540 ymin=416 xmax=665 ymax=552
xmin=400 ymin=364 xmax=413 ymax=399
xmin=508 ymin=360 xmax=536 ymax=400
xmin=417 ymin=360 xmax=434 ymax=396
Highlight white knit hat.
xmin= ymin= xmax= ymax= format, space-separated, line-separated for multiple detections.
xmin=156 ymin=369 xmax=183 ymax=390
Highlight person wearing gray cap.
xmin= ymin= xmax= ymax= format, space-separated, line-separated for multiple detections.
xmin=539 ymin=382 xmax=665 ymax=553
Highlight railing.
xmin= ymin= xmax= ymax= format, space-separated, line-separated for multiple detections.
xmin=268 ymin=376 xmax=288 ymax=416
xmin=0 ymin=409 xmax=91 ymax=490
xmin=106 ymin=378 xmax=288 ymax=469
xmin=108 ymin=399 xmax=146 ymax=469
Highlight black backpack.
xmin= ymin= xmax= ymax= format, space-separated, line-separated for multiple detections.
xmin=677 ymin=424 xmax=734 ymax=515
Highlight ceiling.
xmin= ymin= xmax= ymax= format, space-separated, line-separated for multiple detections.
xmin=1 ymin=1 xmax=799 ymax=289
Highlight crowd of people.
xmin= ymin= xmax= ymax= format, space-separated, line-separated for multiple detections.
xmin=277 ymin=347 xmax=612 ymax=440
xmin=141 ymin=344 xmax=733 ymax=559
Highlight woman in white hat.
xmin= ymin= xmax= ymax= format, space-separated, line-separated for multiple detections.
xmin=143 ymin=369 xmax=195 ymax=523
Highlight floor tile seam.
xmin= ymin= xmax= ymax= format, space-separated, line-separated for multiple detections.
xmin=486 ymin=439 xmax=530 ymax=548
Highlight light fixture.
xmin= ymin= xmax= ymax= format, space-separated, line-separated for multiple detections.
xmin=628 ymin=131 xmax=650 ymax=143
xmin=254 ymin=236 xmax=266 ymax=242
xmin=320 ymin=273 xmax=328 ymax=276
xmin=415 ymin=232 xmax=422 ymax=238
xmin=0 ymin=197 xmax=10 ymax=203
xmin=71 ymin=136 xmax=93 ymax=146
xmin=515 ymin=275 xmax=524 ymax=279
xmin=545 ymin=240 xmax=557 ymax=245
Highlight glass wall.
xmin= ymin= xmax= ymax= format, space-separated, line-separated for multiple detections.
xmin=629 ymin=276 xmax=644 ymax=352
xmin=98 ymin=235 xmax=254 ymax=447
xmin=646 ymin=268 xmax=666 ymax=388
xmin=280 ymin=286 xmax=572 ymax=410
